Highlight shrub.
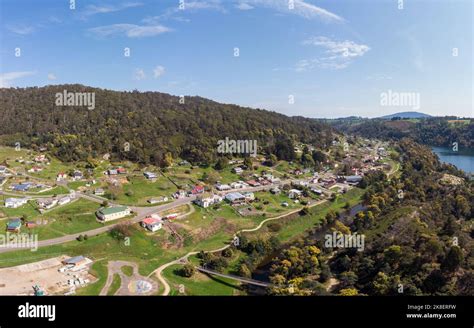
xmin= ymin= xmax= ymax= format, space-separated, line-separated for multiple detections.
xmin=221 ymin=248 xmax=233 ymax=258
xmin=180 ymin=264 xmax=196 ymax=278
xmin=110 ymin=224 xmax=132 ymax=240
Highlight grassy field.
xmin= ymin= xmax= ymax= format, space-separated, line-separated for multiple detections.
xmin=121 ymin=265 xmax=134 ymax=277
xmin=76 ymin=260 xmax=108 ymax=296
xmin=112 ymin=176 xmax=177 ymax=206
xmin=162 ymin=264 xmax=240 ymax=296
xmin=273 ymin=188 xmax=364 ymax=243
xmin=26 ymin=199 xmax=104 ymax=240
xmin=107 ymin=274 xmax=121 ymax=295
xmin=0 ymin=146 xmax=29 ymax=167
xmin=0 ymin=189 xmax=363 ymax=295
xmin=26 ymin=158 xmax=74 ymax=181
xmin=0 ymin=200 xmax=39 ymax=220
xmin=252 ymin=191 xmax=301 ymax=214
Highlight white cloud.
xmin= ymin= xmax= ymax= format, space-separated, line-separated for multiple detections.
xmin=81 ymin=2 xmax=143 ymax=18
xmin=177 ymin=0 xmax=225 ymax=12
xmin=145 ymin=0 xmax=225 ymax=23
xmin=133 ymin=69 xmax=146 ymax=80
xmin=244 ymin=0 xmax=343 ymax=22
xmin=297 ymin=36 xmax=370 ymax=71
xmin=303 ymin=36 xmax=370 ymax=58
xmin=366 ymin=74 xmax=393 ymax=81
xmin=47 ymin=73 xmax=57 ymax=81
xmin=0 ymin=71 xmax=36 ymax=88
xmin=153 ymin=66 xmax=166 ymax=78
xmin=7 ymin=25 xmax=35 ymax=35
xmin=88 ymin=24 xmax=171 ymax=38
xmin=235 ymin=2 xmax=254 ymax=10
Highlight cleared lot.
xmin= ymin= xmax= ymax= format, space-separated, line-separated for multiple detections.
xmin=0 ymin=256 xmax=95 ymax=295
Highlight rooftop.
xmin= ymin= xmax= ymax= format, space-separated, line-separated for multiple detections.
xmin=98 ymin=206 xmax=129 ymax=215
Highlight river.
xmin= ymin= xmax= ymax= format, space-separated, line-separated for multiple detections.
xmin=431 ymin=146 xmax=474 ymax=174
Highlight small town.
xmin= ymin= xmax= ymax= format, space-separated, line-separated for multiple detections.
xmin=0 ymin=137 xmax=396 ymax=296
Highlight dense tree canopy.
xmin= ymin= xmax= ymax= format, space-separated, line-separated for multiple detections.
xmin=0 ymin=85 xmax=334 ymax=166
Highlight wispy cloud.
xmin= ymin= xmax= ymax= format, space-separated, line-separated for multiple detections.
xmin=296 ymin=36 xmax=370 ymax=71
xmin=80 ymin=2 xmax=143 ymax=18
xmin=133 ymin=69 xmax=146 ymax=81
xmin=6 ymin=24 xmax=35 ymax=35
xmin=0 ymin=71 xmax=36 ymax=88
xmin=242 ymin=0 xmax=344 ymax=22
xmin=366 ymin=74 xmax=393 ymax=81
xmin=88 ymin=23 xmax=171 ymax=38
xmin=47 ymin=73 xmax=57 ymax=81
xmin=235 ymin=2 xmax=254 ymax=10
xmin=153 ymin=66 xmax=166 ymax=78
xmin=144 ymin=0 xmax=225 ymax=24
xmin=303 ymin=36 xmax=370 ymax=58
xmin=179 ymin=0 xmax=225 ymax=11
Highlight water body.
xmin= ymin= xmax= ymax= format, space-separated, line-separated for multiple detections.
xmin=431 ymin=146 xmax=474 ymax=174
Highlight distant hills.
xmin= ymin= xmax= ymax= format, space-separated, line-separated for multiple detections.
xmin=332 ymin=116 xmax=473 ymax=148
xmin=380 ymin=111 xmax=433 ymax=119
xmin=0 ymin=84 xmax=334 ymax=165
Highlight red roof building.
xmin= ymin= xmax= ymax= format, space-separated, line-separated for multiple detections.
xmin=246 ymin=180 xmax=260 ymax=187
xmin=191 ymin=185 xmax=205 ymax=194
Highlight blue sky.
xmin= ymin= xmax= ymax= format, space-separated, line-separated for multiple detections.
xmin=0 ymin=0 xmax=472 ymax=118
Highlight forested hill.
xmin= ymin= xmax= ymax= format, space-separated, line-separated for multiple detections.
xmin=0 ymin=85 xmax=333 ymax=165
xmin=330 ymin=117 xmax=474 ymax=148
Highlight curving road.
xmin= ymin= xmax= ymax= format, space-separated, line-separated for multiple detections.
xmin=0 ymin=195 xmax=195 ymax=253
xmin=149 ymin=198 xmax=328 ymax=295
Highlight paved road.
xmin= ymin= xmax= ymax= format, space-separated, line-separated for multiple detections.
xmin=149 ymin=198 xmax=328 ymax=295
xmin=0 ymin=166 xmax=354 ymax=256
xmin=0 ymin=179 xmax=305 ymax=253
xmin=100 ymin=260 xmax=158 ymax=296
xmin=0 ymin=196 xmax=195 ymax=253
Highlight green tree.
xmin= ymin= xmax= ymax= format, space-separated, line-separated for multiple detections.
xmin=180 ymin=264 xmax=196 ymax=278
xmin=442 ymin=246 xmax=464 ymax=272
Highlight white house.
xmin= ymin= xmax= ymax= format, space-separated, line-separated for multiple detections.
xmin=311 ymin=188 xmax=323 ymax=195
xmin=144 ymin=172 xmax=157 ymax=180
xmin=216 ymin=184 xmax=231 ymax=191
xmin=96 ymin=206 xmax=131 ymax=222
xmin=232 ymin=167 xmax=243 ymax=174
xmin=94 ymin=188 xmax=105 ymax=196
xmin=5 ymin=198 xmax=28 ymax=208
xmin=194 ymin=194 xmax=223 ymax=208
xmin=230 ymin=182 xmax=244 ymax=189
xmin=148 ymin=196 xmax=168 ymax=204
xmin=141 ymin=217 xmax=162 ymax=232
xmin=270 ymin=187 xmax=281 ymax=194
xmin=243 ymin=192 xmax=255 ymax=201
xmin=288 ymin=189 xmax=303 ymax=199
xmin=56 ymin=173 xmax=68 ymax=182
xmin=37 ymin=198 xmax=58 ymax=210
xmin=72 ymin=170 xmax=83 ymax=181
xmin=58 ymin=196 xmax=72 ymax=206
